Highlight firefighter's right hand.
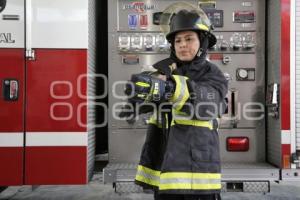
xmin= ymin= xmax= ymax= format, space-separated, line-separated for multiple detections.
xmin=124 ymin=72 xmax=152 ymax=104
xmin=124 ymin=72 xmax=174 ymax=104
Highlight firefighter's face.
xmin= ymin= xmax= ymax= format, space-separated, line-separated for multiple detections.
xmin=174 ymin=31 xmax=200 ymax=61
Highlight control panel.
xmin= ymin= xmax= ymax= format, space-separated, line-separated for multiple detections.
xmin=108 ymin=0 xmax=266 ymax=163
xmin=109 ymin=0 xmax=265 ymax=129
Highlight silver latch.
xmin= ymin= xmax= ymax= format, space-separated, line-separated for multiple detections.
xmin=266 ymin=83 xmax=279 ymax=119
xmin=26 ymin=49 xmax=35 ymax=60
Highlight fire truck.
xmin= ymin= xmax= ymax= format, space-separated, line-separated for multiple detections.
xmin=0 ymin=0 xmax=299 ymax=194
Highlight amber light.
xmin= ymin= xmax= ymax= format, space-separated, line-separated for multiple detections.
xmin=227 ymin=137 xmax=249 ymax=152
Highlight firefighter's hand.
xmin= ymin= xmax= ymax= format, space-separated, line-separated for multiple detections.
xmin=157 ymin=74 xmax=167 ymax=81
xmin=118 ymin=104 xmax=136 ymax=124
xmin=118 ymin=104 xmax=135 ymax=118
xmin=124 ymin=72 xmax=175 ymax=103
xmin=124 ymin=73 xmax=152 ymax=104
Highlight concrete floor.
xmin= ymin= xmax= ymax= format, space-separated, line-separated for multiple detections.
xmin=1 ymin=171 xmax=300 ymax=200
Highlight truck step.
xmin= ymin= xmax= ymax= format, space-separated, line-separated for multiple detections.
xmin=114 ymin=182 xmax=144 ymax=194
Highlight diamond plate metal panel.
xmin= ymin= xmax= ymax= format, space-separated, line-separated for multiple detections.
xmin=103 ymin=163 xmax=137 ymax=183
xmin=243 ymin=182 xmax=269 ymax=193
xmin=114 ymin=182 xmax=143 ymax=194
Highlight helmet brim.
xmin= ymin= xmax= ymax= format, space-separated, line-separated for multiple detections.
xmin=166 ymin=29 xmax=217 ymax=48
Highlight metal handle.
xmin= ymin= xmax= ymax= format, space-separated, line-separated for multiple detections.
xmin=2 ymin=14 xmax=20 ymax=20
xmin=2 ymin=79 xmax=19 ymax=101
xmin=230 ymin=90 xmax=238 ymax=128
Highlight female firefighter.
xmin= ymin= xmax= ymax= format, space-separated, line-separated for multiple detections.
xmin=123 ymin=5 xmax=228 ymax=200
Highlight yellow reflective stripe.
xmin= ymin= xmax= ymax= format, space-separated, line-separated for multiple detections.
xmin=171 ymin=75 xmax=189 ymax=111
xmin=160 ymin=172 xmax=221 ymax=179
xmin=160 ymin=178 xmax=220 ymax=185
xmin=137 ymin=165 xmax=161 ymax=177
xmin=147 ymin=114 xmax=161 ymax=128
xmin=153 ymin=82 xmax=159 ymax=95
xmin=147 ymin=115 xmax=162 ymax=128
xmin=135 ymin=82 xmax=150 ymax=87
xmin=171 ymin=120 xmax=175 ymax=126
xmin=148 ymin=115 xmax=157 ymax=124
xmin=135 ymin=165 xmax=161 ymax=187
xmin=196 ymin=23 xmax=209 ymax=31
xmin=159 ymin=183 xmax=221 ymax=190
xmin=179 ymin=86 xmax=189 ymax=111
xmin=137 ymin=94 xmax=146 ymax=98
xmin=147 ymin=114 xmax=169 ymax=128
xmin=171 ymin=119 xmax=213 ymax=130
xmin=171 ymin=76 xmax=181 ymax=102
xmin=136 ymin=165 xmax=221 ymax=190
xmin=159 ymin=172 xmax=221 ymax=190
xmin=135 ymin=174 xmax=160 ymax=187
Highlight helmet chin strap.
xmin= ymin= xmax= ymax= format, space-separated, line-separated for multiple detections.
xmin=196 ymin=36 xmax=209 ymax=58
xmin=196 ymin=48 xmax=203 ymax=57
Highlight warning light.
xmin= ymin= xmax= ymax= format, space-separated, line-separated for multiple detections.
xmin=227 ymin=137 xmax=249 ymax=152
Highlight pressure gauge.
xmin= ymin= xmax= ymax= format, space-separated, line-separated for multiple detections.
xmin=230 ymin=33 xmax=242 ymax=50
xmin=236 ymin=68 xmax=255 ymax=81
xmin=237 ymin=69 xmax=248 ymax=79
xmin=220 ymin=40 xmax=229 ymax=50
xmin=144 ymin=35 xmax=155 ymax=51
xmin=156 ymin=34 xmax=168 ymax=51
xmin=118 ymin=34 xmax=130 ymax=51
xmin=131 ymin=35 xmax=143 ymax=51
xmin=243 ymin=32 xmax=256 ymax=49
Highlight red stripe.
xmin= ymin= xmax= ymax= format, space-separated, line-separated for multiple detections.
xmin=282 ymin=144 xmax=291 ymax=155
xmin=0 ymin=147 xmax=23 ymax=185
xmin=25 ymin=147 xmax=87 ymax=185
xmin=26 ymin=49 xmax=87 ymax=132
xmin=280 ymin=0 xmax=290 ymax=130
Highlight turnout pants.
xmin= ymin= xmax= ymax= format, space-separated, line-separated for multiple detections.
xmin=154 ymin=192 xmax=221 ymax=200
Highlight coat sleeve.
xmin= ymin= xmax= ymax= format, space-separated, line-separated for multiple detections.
xmin=169 ymin=64 xmax=228 ymax=120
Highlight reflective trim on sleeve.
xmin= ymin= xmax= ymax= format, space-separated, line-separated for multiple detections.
xmin=135 ymin=81 xmax=150 ymax=87
xmin=159 ymin=172 xmax=221 ymax=190
xmin=135 ymin=165 xmax=161 ymax=187
xmin=171 ymin=75 xmax=189 ymax=111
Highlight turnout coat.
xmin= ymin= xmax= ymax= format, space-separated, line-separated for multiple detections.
xmin=135 ymin=55 xmax=228 ymax=195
